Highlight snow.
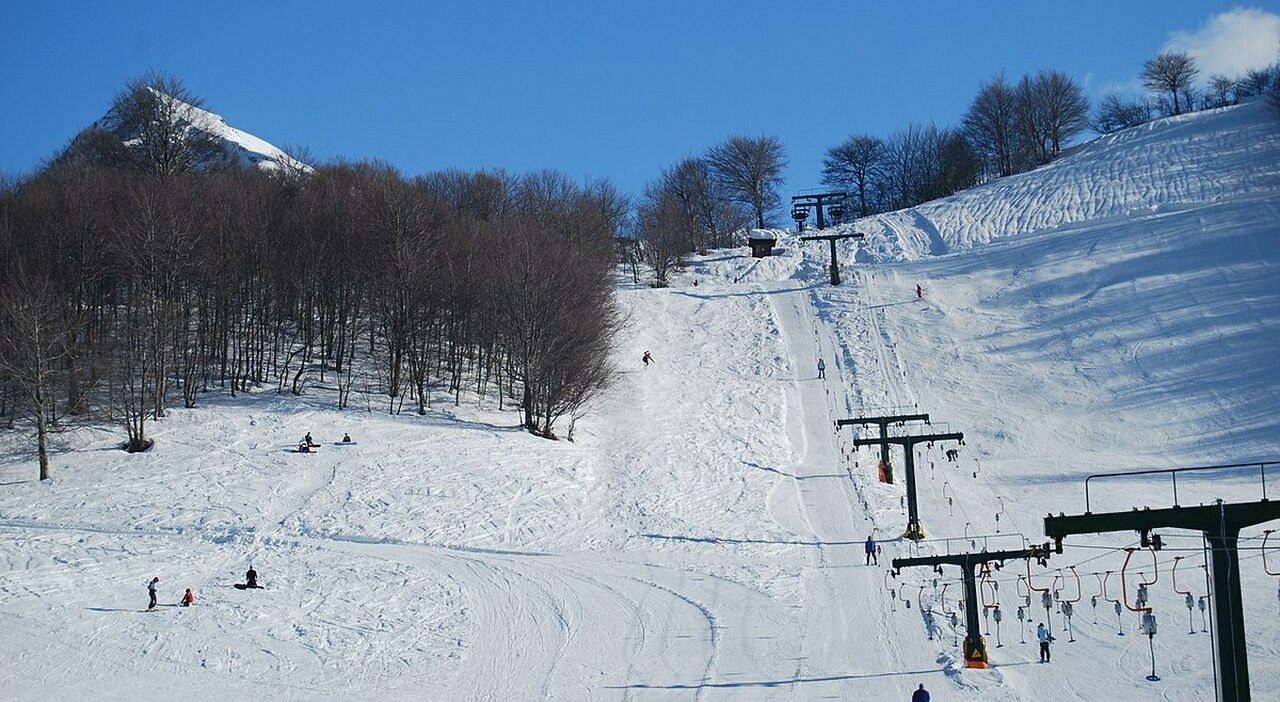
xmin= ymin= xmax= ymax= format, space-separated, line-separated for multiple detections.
xmin=3 ymin=101 xmax=1280 ymax=700
xmin=146 ymin=88 xmax=312 ymax=174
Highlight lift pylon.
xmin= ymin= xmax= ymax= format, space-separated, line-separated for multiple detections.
xmin=835 ymin=413 xmax=930 ymax=484
xmin=1046 ymin=498 xmax=1280 ymax=702
xmin=893 ymin=544 xmax=1052 ymax=668
xmin=799 ymin=232 xmax=864 ymax=285
xmin=849 ymin=430 xmax=964 ymax=539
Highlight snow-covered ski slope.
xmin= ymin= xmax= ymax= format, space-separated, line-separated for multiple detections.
xmin=2 ymin=100 xmax=1279 ymax=700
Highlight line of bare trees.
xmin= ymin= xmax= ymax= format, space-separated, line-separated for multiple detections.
xmin=632 ymin=135 xmax=785 ymax=286
xmin=1094 ymin=52 xmax=1280 ymax=133
xmin=0 ymin=80 xmax=626 ymax=479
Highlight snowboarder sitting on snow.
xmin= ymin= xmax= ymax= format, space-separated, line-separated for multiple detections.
xmin=341 ymin=433 xmax=352 ymax=443
xmin=297 ymin=442 xmax=311 ymax=453
xmin=912 ymin=683 xmax=930 ymax=702
xmin=147 ymin=576 xmax=160 ymax=610
xmin=181 ymin=588 xmax=195 ymax=607
xmin=246 ymin=566 xmax=259 ymax=589
xmin=305 ymin=432 xmax=318 ymax=447
xmin=642 ymin=351 xmax=653 ymax=367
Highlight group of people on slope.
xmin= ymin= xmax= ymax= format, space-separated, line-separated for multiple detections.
xmin=146 ymin=566 xmax=262 ymax=610
xmin=297 ymin=431 xmax=353 ymax=453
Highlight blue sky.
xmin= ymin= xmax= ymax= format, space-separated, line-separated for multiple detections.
xmin=3 ymin=1 xmax=1278 ymax=200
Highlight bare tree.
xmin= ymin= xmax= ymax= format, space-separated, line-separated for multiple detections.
xmin=963 ymin=75 xmax=1019 ymax=178
xmin=704 ymin=135 xmax=787 ymax=229
xmin=1092 ymin=93 xmax=1154 ymax=133
xmin=634 ymin=183 xmax=691 ymax=287
xmin=104 ymin=71 xmax=226 ymax=175
xmin=1205 ymin=75 xmax=1239 ymax=109
xmin=821 ymin=134 xmax=884 ymax=218
xmin=1141 ymin=52 xmax=1199 ymax=116
xmin=0 ymin=270 xmax=77 ymax=479
xmin=1033 ymin=70 xmax=1090 ymax=158
xmin=1242 ymin=65 xmax=1278 ymax=97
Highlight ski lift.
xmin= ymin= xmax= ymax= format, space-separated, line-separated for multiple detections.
xmin=827 ymin=203 xmax=845 ymax=226
xmin=942 ymin=481 xmax=955 ymax=516
xmin=1121 ymin=548 xmax=1158 ymax=641
xmin=1262 ymin=530 xmax=1280 ymax=575
xmin=1100 ymin=571 xmax=1125 ymax=636
xmin=1059 ymin=567 xmax=1082 ymax=642
xmin=994 ymin=497 xmax=1006 ymax=533
xmin=1141 ymin=612 xmax=1161 ymax=682
xmin=1171 ymin=556 xmax=1198 ymax=634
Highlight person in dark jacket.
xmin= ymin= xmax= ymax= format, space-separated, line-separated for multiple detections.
xmin=865 ymin=534 xmax=878 ymax=565
xmin=911 ymin=683 xmax=930 ymax=702
xmin=817 ymin=358 xmax=826 ymax=379
xmin=147 ymin=576 xmax=159 ymax=610
xmin=246 ymin=566 xmax=259 ymax=588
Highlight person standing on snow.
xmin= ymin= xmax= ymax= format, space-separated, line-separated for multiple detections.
xmin=817 ymin=358 xmax=826 ymax=379
xmin=865 ymin=534 xmax=878 ymax=566
xmin=147 ymin=576 xmax=160 ymax=610
xmin=911 ymin=683 xmax=930 ymax=702
xmin=916 ymin=284 xmax=924 ymax=300
xmin=1037 ymin=622 xmax=1052 ymax=662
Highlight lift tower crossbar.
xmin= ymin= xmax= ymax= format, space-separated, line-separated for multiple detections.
xmin=799 ymin=233 xmax=864 ymax=286
xmin=1046 ymin=499 xmax=1280 ymax=702
xmin=849 ymin=431 xmax=964 ymax=539
xmin=792 ymin=192 xmax=846 ymax=230
xmin=893 ymin=544 xmax=1052 ymax=669
xmin=835 ymin=413 xmax=931 ymax=484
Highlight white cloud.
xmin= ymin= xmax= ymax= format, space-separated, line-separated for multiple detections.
xmin=1163 ymin=7 xmax=1280 ymax=79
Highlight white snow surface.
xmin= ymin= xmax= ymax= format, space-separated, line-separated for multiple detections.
xmin=2 ymin=102 xmax=1280 ymax=700
xmin=133 ymin=88 xmax=311 ymax=174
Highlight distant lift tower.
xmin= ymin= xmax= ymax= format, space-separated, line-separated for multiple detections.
xmin=791 ymin=192 xmax=847 ymax=230
xmin=849 ymin=430 xmax=964 ymax=539
xmin=835 ymin=413 xmax=931 ymax=484
xmin=800 ymin=232 xmax=864 ymax=286
xmin=893 ymin=543 xmax=1052 ymax=669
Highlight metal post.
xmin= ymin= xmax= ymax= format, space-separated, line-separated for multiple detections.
xmin=1207 ymin=526 xmax=1248 ymax=701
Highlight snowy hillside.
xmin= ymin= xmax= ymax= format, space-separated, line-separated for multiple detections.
xmin=850 ymin=99 xmax=1280 ymax=261
xmin=114 ymin=89 xmax=310 ymax=174
xmin=2 ymin=102 xmax=1279 ymax=700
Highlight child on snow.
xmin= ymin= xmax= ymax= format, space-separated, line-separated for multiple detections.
xmin=181 ymin=589 xmax=195 ymax=607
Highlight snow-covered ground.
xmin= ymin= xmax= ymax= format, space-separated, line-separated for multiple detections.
xmin=2 ymin=100 xmax=1279 ymax=700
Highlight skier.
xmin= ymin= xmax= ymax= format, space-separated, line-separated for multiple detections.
xmin=147 ymin=576 xmax=160 ymax=610
xmin=1037 ymin=622 xmax=1052 ymax=662
xmin=642 ymin=351 xmax=653 ymax=367
xmin=911 ymin=683 xmax=930 ymax=702
xmin=181 ymin=588 xmax=195 ymax=607
xmin=916 ymin=284 xmax=923 ymax=300
xmin=817 ymin=358 xmax=826 ymax=379
xmin=865 ymin=534 xmax=878 ymax=566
